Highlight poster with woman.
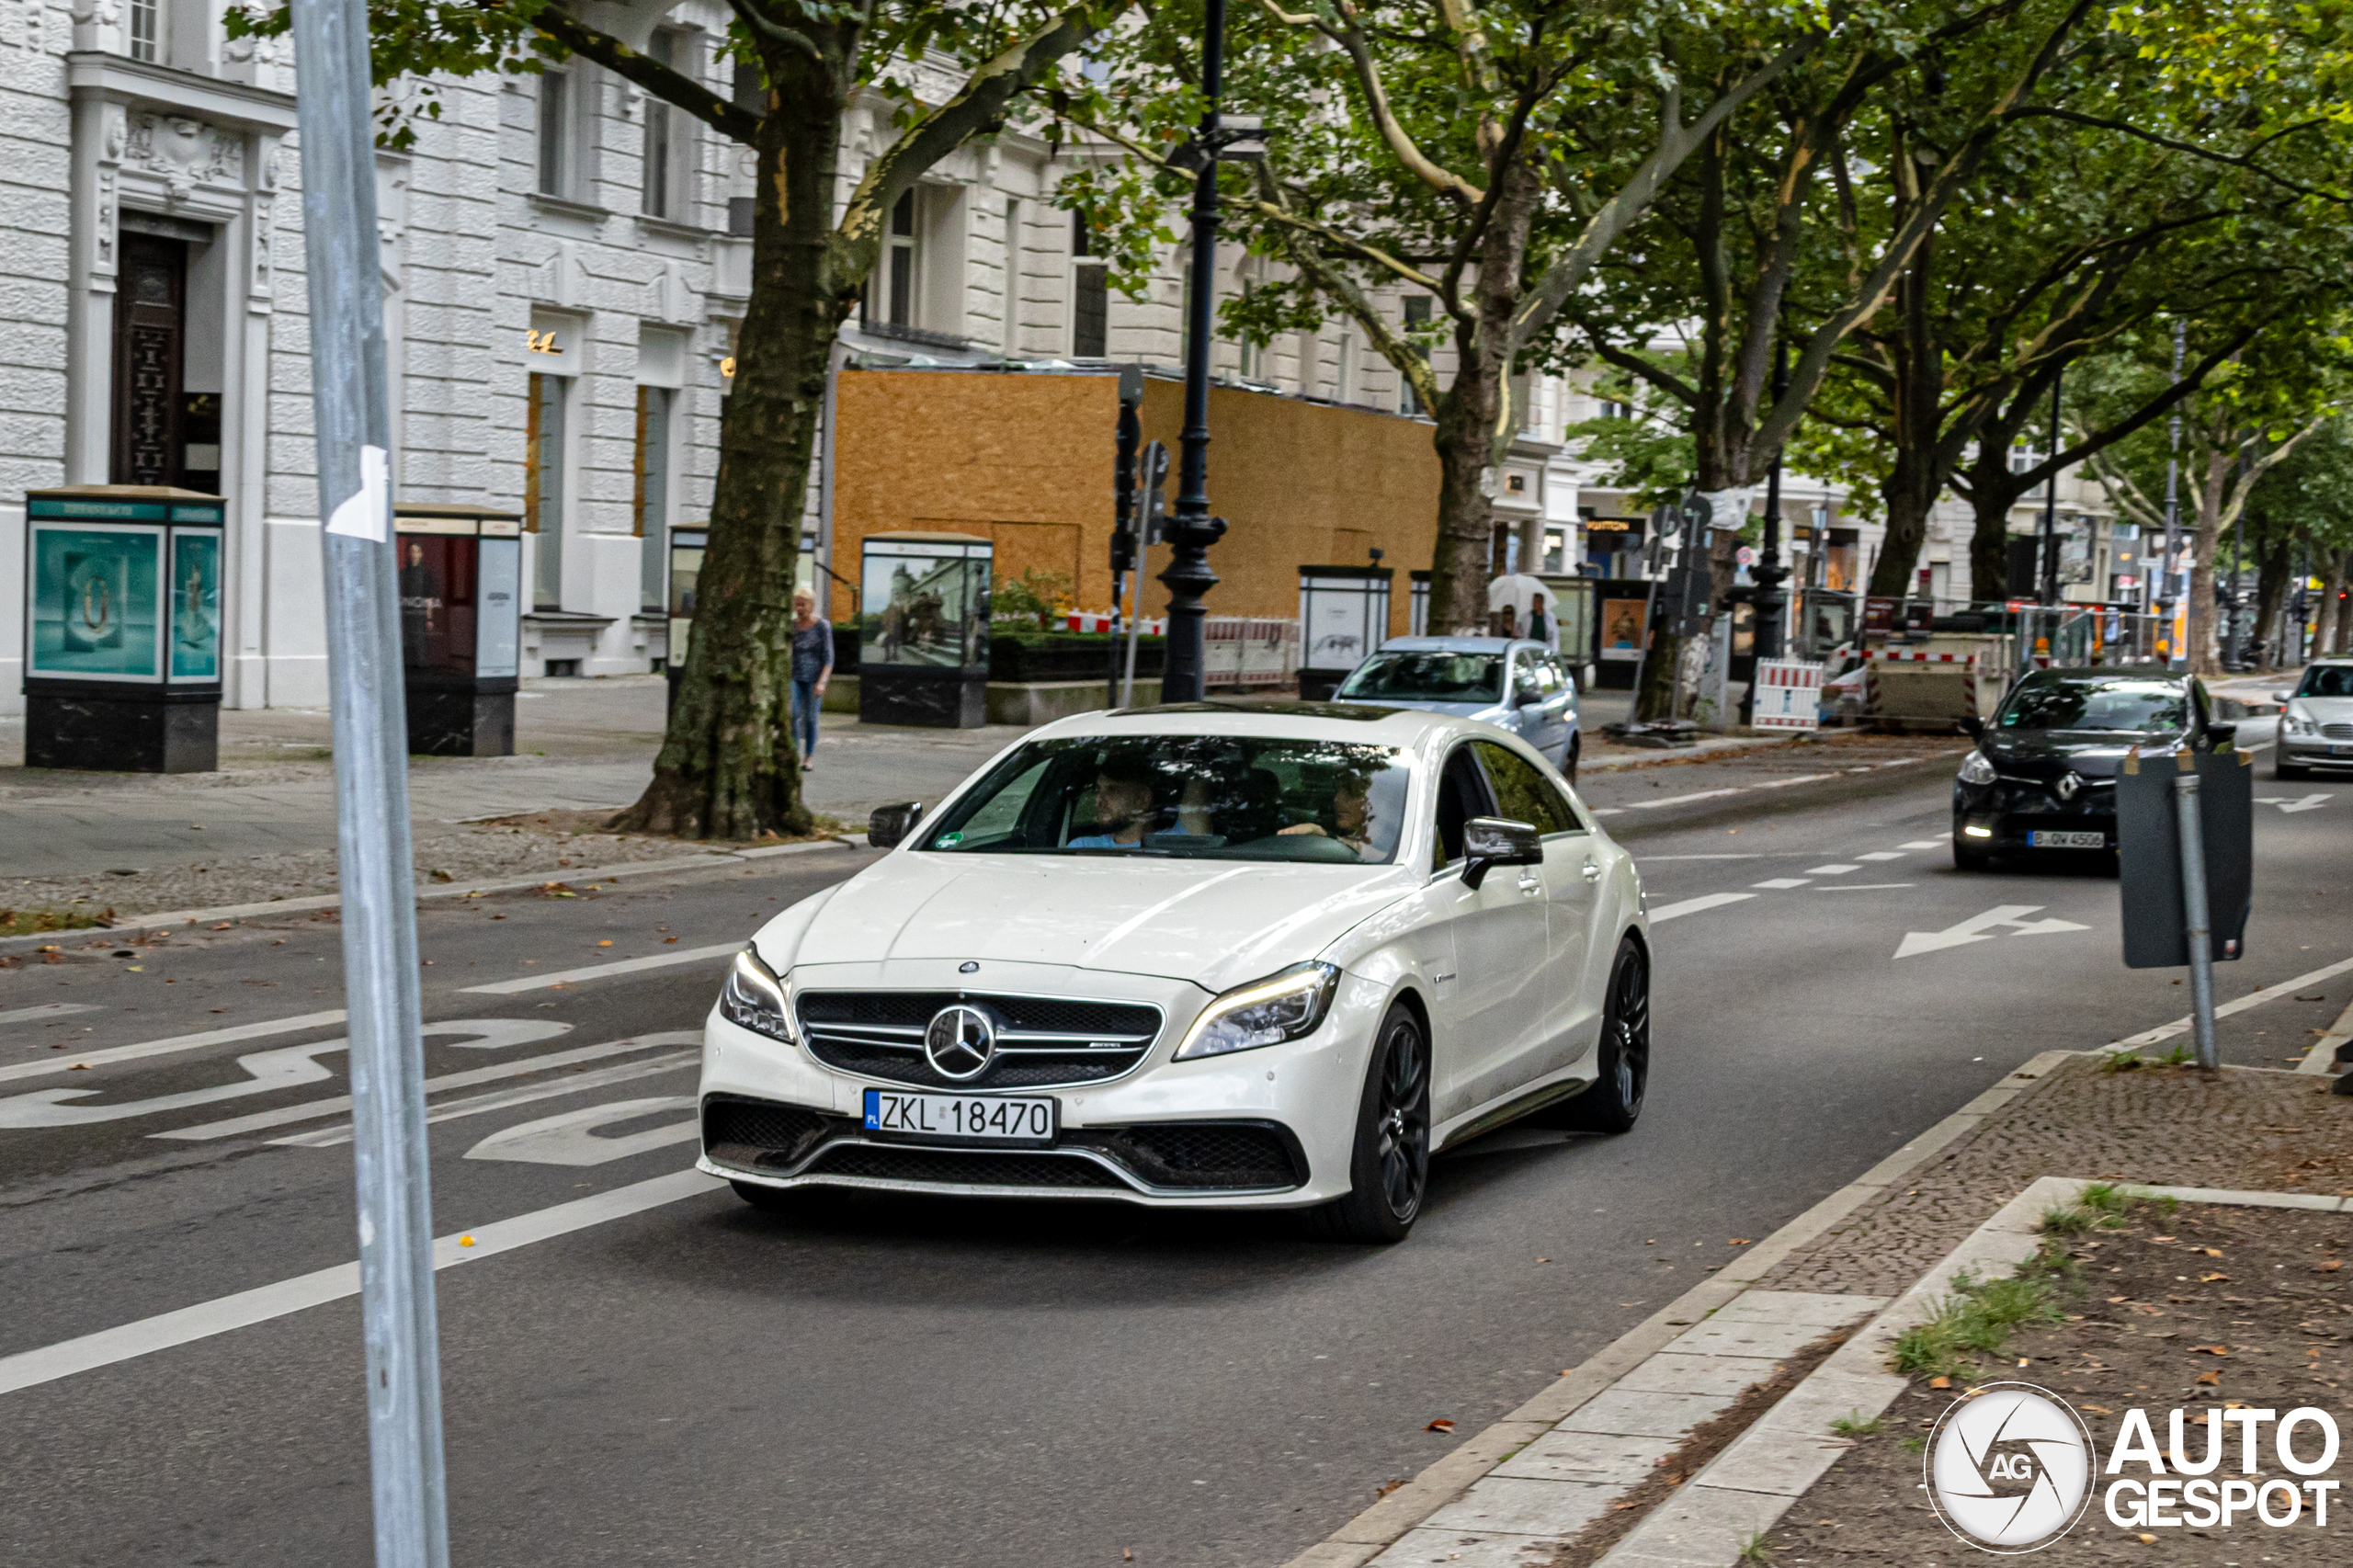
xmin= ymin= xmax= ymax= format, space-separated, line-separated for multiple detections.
xmin=28 ymin=522 xmax=163 ymax=680
xmin=169 ymin=529 xmax=221 ymax=681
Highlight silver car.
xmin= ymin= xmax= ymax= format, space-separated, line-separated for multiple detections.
xmin=2275 ymin=658 xmax=2353 ymax=779
xmin=1332 ymin=636 xmax=1583 ymax=778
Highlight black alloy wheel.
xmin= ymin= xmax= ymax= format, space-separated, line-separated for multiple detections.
xmin=1312 ymin=1003 xmax=1431 ymax=1244
xmin=1552 ymin=937 xmax=1650 ymax=1134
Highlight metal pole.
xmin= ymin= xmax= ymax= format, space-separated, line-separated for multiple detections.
xmin=2039 ymin=369 xmax=2063 ymax=607
xmin=1159 ymin=0 xmax=1228 ymax=703
xmin=2173 ymin=752 xmax=2219 ymax=1069
xmin=1110 ymin=387 xmax=1139 ymax=709
xmin=1743 ymin=343 xmax=1790 ymax=727
xmin=287 ymin=0 xmax=449 ymax=1562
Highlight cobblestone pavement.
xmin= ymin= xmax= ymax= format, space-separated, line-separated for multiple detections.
xmin=1758 ymin=1054 xmax=2353 ymax=1298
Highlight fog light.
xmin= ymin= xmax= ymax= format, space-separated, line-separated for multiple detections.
xmin=1963 ymin=824 xmax=1994 ymax=839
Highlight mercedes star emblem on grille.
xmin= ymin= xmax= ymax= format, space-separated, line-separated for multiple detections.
xmin=924 ymin=1005 xmax=996 ymax=1081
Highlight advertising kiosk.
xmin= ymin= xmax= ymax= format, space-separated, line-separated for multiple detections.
xmin=22 ymin=484 xmax=223 ymax=772
xmin=391 ymin=503 xmax=523 ymax=756
xmin=858 ymin=531 xmax=992 ymax=727
xmin=1297 ymin=565 xmax=1392 ymax=699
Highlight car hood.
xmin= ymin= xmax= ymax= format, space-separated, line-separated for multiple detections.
xmin=2290 ymin=697 xmax=2353 ymax=723
xmin=770 ymin=852 xmax=1418 ymax=993
xmin=1982 ymin=731 xmax=2177 ymax=778
xmin=1335 ymin=696 xmax=1512 ymax=725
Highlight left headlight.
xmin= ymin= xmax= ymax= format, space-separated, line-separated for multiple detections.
xmin=2284 ymin=706 xmax=2316 ymax=737
xmin=1957 ymin=749 xmax=1997 ymax=786
xmin=718 ymin=947 xmax=794 ymax=1043
xmin=1175 ymin=961 xmax=1340 ymax=1062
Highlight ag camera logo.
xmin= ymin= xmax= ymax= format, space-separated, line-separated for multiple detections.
xmin=1925 ymin=1383 xmax=2096 ymax=1552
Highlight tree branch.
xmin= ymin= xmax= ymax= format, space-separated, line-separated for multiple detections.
xmin=2010 ymin=108 xmax=2352 ymax=204
xmin=530 ymin=3 xmax=761 ymax=143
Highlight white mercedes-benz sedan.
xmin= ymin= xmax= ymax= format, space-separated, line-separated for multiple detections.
xmin=697 ymin=701 xmax=1650 ymax=1242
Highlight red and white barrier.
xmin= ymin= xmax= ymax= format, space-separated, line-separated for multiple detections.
xmin=1752 ymin=659 xmax=1824 ymax=731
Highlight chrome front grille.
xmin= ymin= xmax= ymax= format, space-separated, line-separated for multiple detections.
xmin=2323 ymin=722 xmax=2353 ymax=741
xmin=794 ymin=991 xmax=1164 ymax=1091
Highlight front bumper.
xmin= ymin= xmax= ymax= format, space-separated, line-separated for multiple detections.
xmin=696 ymin=959 xmax=1387 ymax=1209
xmin=1953 ymin=780 xmax=2117 ymax=851
xmin=2279 ymin=734 xmax=2353 ymax=769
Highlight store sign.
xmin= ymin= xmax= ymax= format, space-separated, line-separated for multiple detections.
xmin=526 ymin=328 xmax=564 ymax=356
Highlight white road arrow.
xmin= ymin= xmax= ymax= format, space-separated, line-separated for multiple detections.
xmin=464 ymin=1096 xmax=698 ymax=1166
xmin=1893 ymin=904 xmax=2090 ymax=960
xmin=2254 ymin=793 xmax=2334 ymax=813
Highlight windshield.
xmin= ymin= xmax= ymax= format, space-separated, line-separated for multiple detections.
xmin=1996 ymin=676 xmax=2186 ymax=733
xmin=1336 ymin=651 xmax=1504 ymax=705
xmin=2296 ymin=665 xmax=2353 ymax=699
xmin=916 ymin=736 xmax=1413 ymax=864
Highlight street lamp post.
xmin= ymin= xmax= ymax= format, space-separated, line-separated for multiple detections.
xmin=2160 ymin=323 xmax=2184 ymax=663
xmin=1752 ymin=341 xmax=1790 ymax=661
xmin=1160 ymin=0 xmax=1232 ymax=704
xmin=2038 ymin=370 xmax=2063 ymax=608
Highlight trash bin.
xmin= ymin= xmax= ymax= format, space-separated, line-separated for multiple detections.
xmin=21 ymin=484 xmax=223 ymax=772
xmin=392 ymin=503 xmax=523 ymax=756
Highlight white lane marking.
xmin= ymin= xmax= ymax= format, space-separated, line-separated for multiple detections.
xmin=460 ymin=941 xmax=742 ymax=995
xmin=1856 ymin=851 xmax=1907 ymax=862
xmin=270 ymin=1049 xmax=699 ymax=1147
xmin=464 ymin=1096 xmax=699 ymax=1165
xmin=0 ymin=1010 xmax=347 ymax=1086
xmin=1750 ymin=878 xmax=1813 ymax=890
xmin=0 ymin=1168 xmax=722 ymax=1397
xmin=155 ymin=1031 xmax=697 ymax=1142
xmin=1649 ymin=892 xmax=1756 ymax=923
xmin=1588 ymin=807 xmax=1626 ymax=817
xmin=1898 ymin=840 xmax=1944 ymax=850
xmin=2254 ymin=793 xmax=2334 ymax=813
xmin=1806 ymin=864 xmax=1861 ymax=875
xmin=1893 ymin=904 xmax=2090 ymax=960
xmin=1755 ymin=773 xmax=1839 ymax=790
xmin=0 ymin=1003 xmax=103 ymax=1028
xmin=2298 ymin=998 xmax=2353 ymax=1075
xmin=0 ymin=1019 xmax=571 ymax=1130
xmin=1629 ymin=788 xmax=1745 ymax=811
xmin=2111 ymin=953 xmax=2353 ymax=1051
xmin=1637 ymin=854 xmax=1768 ymax=861
xmin=1819 ymin=883 xmax=1915 ymax=892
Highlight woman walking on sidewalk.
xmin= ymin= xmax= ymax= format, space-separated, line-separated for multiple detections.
xmin=790 ymin=586 xmax=833 ymax=769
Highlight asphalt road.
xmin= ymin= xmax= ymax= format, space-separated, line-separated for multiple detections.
xmin=1 ymin=722 xmax=2347 ymax=1568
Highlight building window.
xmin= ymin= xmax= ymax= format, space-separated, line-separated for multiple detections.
xmin=634 ymin=386 xmax=674 ymax=611
xmin=1071 ymin=211 xmax=1108 ymax=358
xmin=1001 ymin=199 xmax=1022 ymax=353
xmin=1399 ymin=295 xmax=1432 ymax=415
xmin=526 ymin=371 xmax=568 ymax=608
xmin=642 ymin=34 xmax=677 ymax=219
xmin=537 ymin=70 xmax=572 ymax=197
xmin=864 ymin=188 xmax=918 ymax=330
xmin=128 ymin=0 xmax=162 ymax=61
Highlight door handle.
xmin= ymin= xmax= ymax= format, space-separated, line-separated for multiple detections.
xmin=1517 ymin=872 xmax=1543 ymax=895
xmin=1581 ymin=859 xmax=1603 ymax=882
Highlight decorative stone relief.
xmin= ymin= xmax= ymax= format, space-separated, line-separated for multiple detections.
xmin=124 ymin=112 xmax=244 ymax=204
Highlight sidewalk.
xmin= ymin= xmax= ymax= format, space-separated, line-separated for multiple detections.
xmin=0 ymin=676 xmax=1023 ymax=919
xmin=1290 ymin=1019 xmax=2353 ymax=1567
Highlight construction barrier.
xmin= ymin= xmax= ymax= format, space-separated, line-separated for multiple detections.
xmin=1204 ymin=617 xmax=1300 ymax=690
xmin=1751 ymin=659 xmax=1824 ymax=731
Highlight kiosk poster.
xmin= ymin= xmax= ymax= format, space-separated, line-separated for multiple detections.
xmin=169 ymin=530 xmax=221 ymax=681
xmin=1599 ymin=597 xmax=1649 ymax=661
xmin=29 ymin=523 xmax=162 ymax=680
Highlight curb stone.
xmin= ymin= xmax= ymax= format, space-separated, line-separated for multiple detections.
xmin=1277 ymin=1048 xmax=2078 ymax=1568
xmin=0 ymin=835 xmax=871 ymax=957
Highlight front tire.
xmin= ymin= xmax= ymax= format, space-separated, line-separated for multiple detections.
xmin=1552 ymin=937 xmax=1650 ymax=1134
xmin=1563 ymin=736 xmax=1581 ymax=784
xmin=1952 ymin=835 xmax=1993 ymax=871
xmin=1310 ymin=1002 xmax=1431 ymax=1244
xmin=2275 ymin=758 xmax=2307 ymax=781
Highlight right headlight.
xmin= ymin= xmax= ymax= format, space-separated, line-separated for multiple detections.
xmin=1957 ymin=749 xmax=1997 ymax=786
xmin=718 ymin=947 xmax=794 ymax=1043
xmin=1175 ymin=962 xmax=1340 ymax=1061
xmin=2284 ymin=707 xmax=2316 ymax=736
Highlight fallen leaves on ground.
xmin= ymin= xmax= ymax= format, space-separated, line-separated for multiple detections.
xmin=1424 ymin=1419 xmax=1454 ymax=1434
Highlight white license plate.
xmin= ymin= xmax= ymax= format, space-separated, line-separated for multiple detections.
xmin=2029 ymin=830 xmax=2107 ymax=849
xmin=863 ymin=1088 xmax=1057 ymax=1145
xmin=2332 ymin=743 xmax=2353 ymax=756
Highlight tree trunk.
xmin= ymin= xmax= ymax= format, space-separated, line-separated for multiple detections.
xmin=1868 ymin=448 xmax=1943 ymax=600
xmin=612 ymin=89 xmax=844 ymax=839
xmin=2250 ymin=533 xmax=2294 ymax=668
xmin=2325 ymin=550 xmax=2351 ymax=653
xmin=2186 ymin=447 xmax=2231 ymax=676
xmin=1426 ymin=156 xmax=1540 ymax=635
xmin=1865 ymin=247 xmax=1945 ymax=600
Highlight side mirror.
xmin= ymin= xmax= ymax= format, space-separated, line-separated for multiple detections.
xmin=1958 ymin=714 xmax=1984 ymax=740
xmin=2272 ymin=690 xmax=2294 ymax=705
xmin=1461 ymin=816 xmax=1542 ymax=890
xmin=868 ymin=801 xmax=926 ymax=848
xmin=1513 ymin=682 xmax=1542 ymax=710
xmin=2202 ymin=722 xmax=2237 ymax=749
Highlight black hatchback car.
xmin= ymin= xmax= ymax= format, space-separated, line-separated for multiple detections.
xmin=1951 ymin=667 xmax=2235 ymax=870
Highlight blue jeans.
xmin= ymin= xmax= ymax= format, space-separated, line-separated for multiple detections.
xmin=791 ymin=678 xmax=822 ymax=762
